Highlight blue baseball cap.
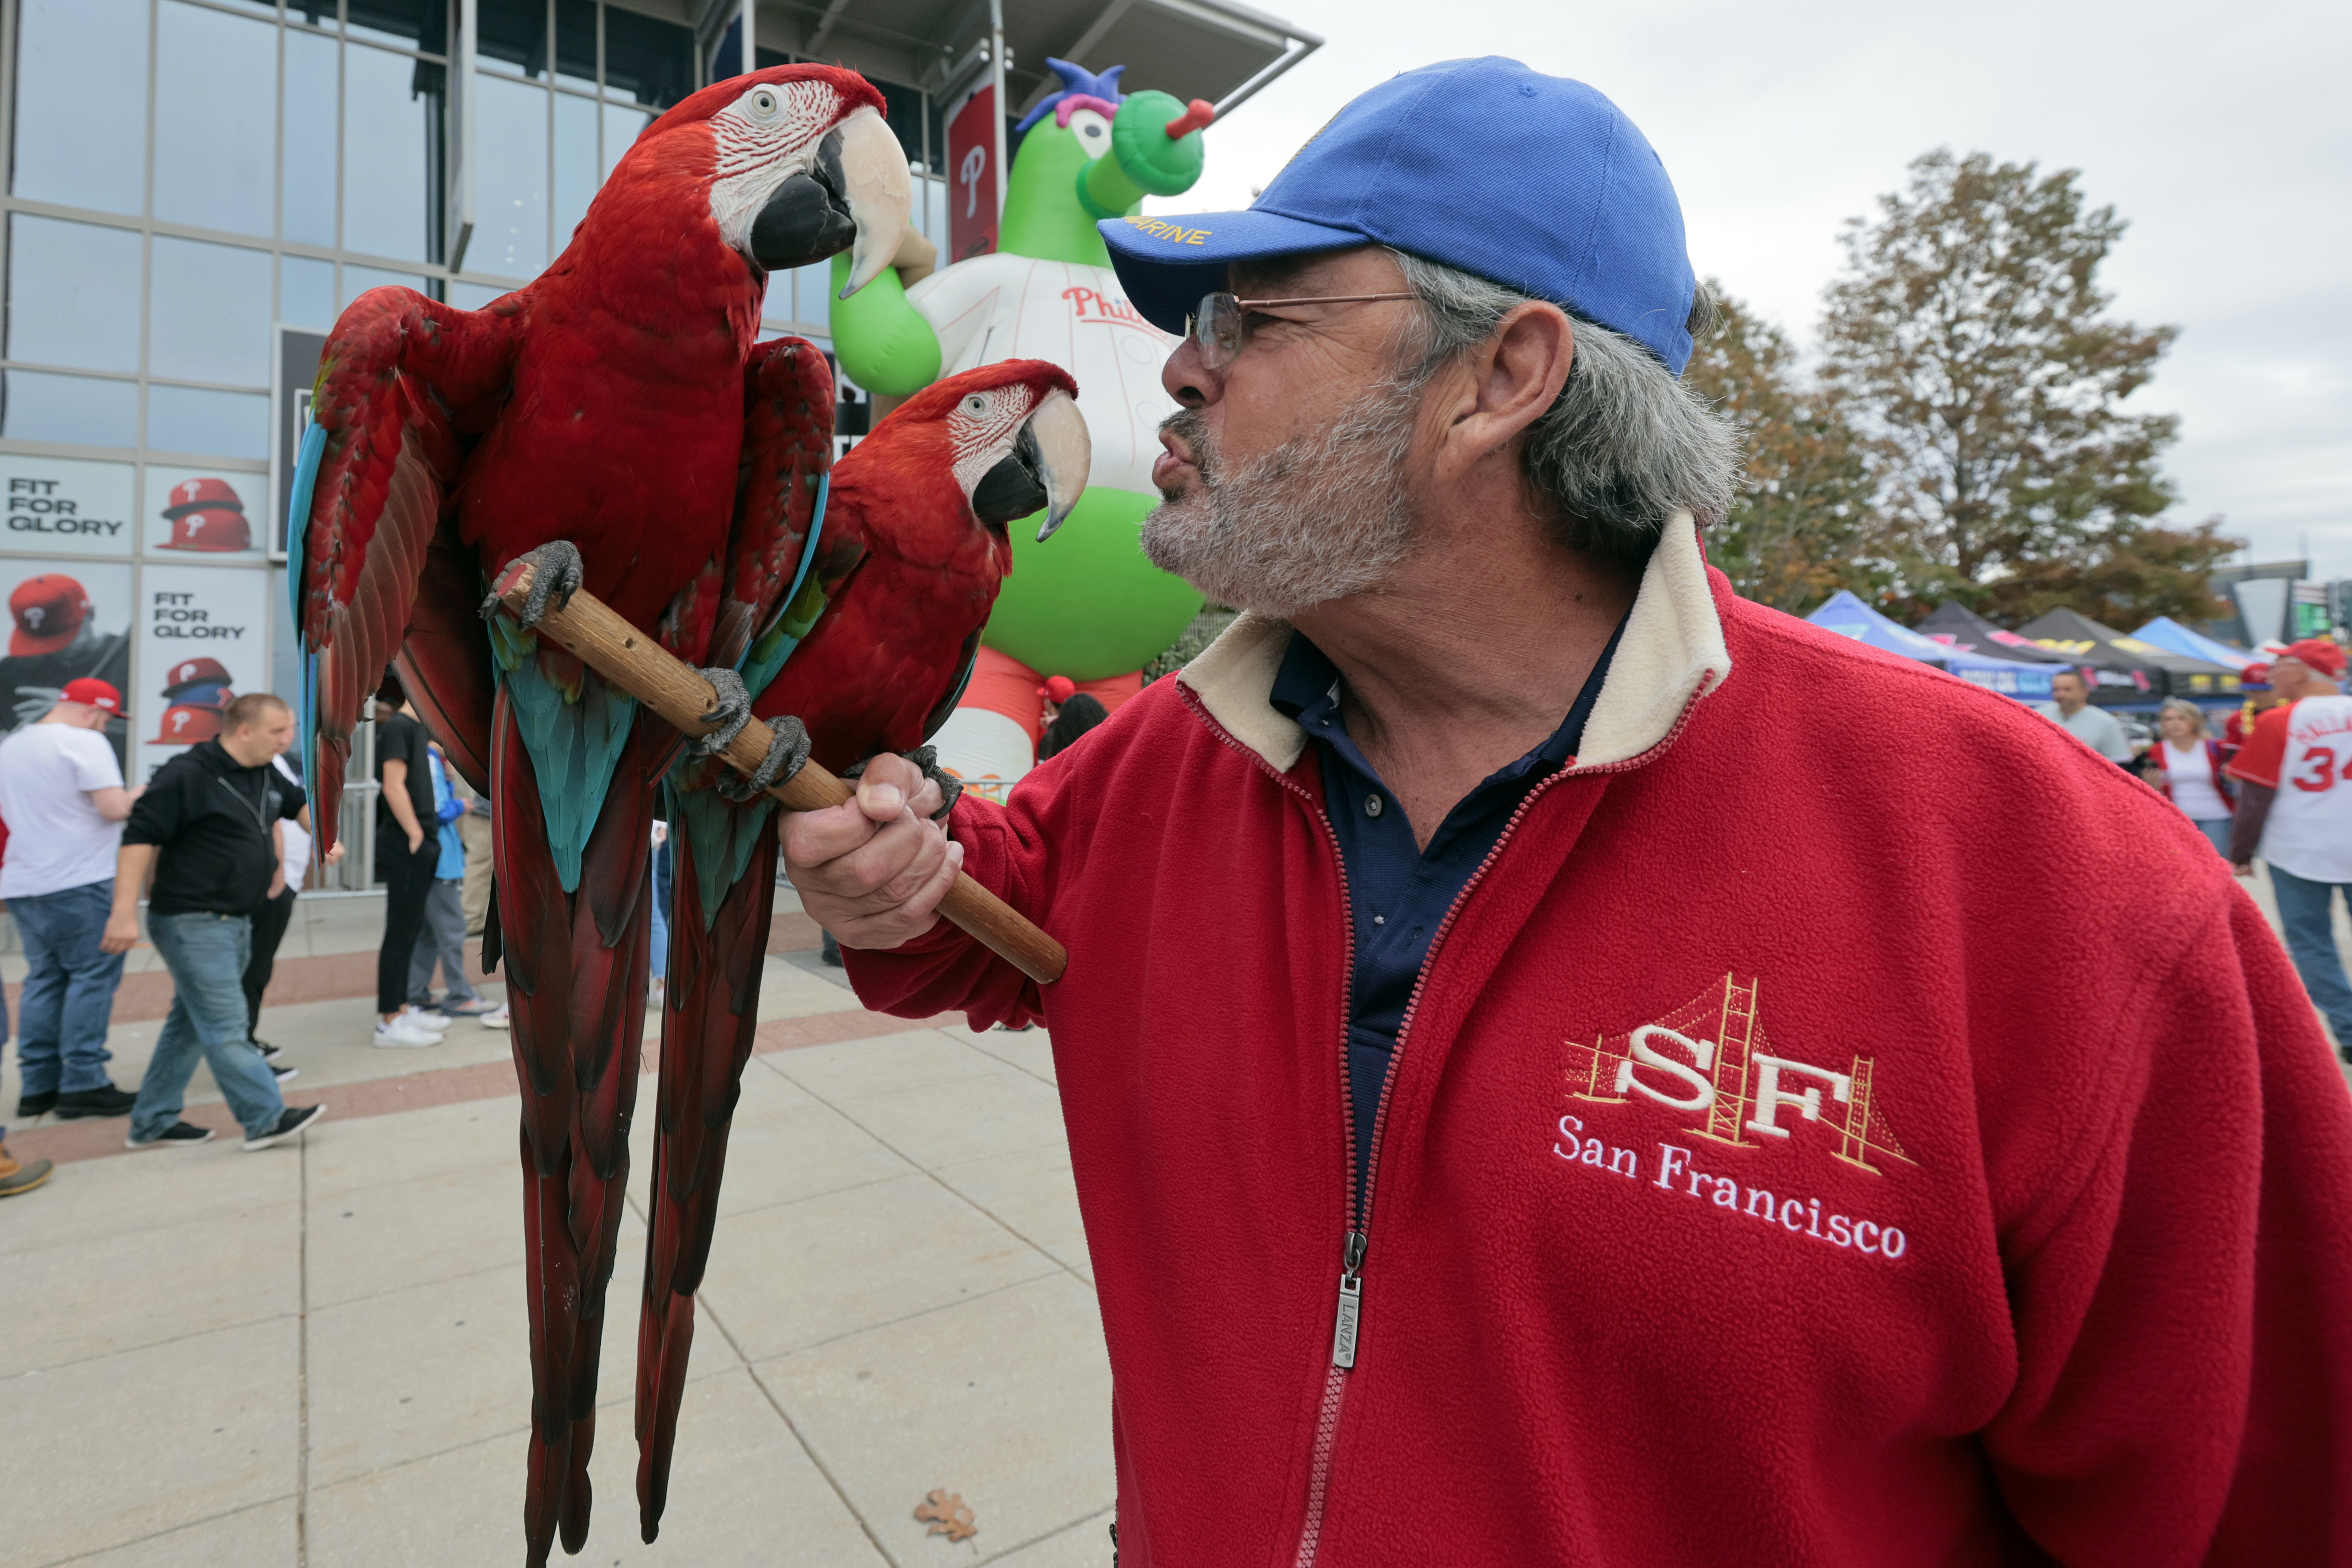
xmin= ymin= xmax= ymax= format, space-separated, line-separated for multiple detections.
xmin=1099 ymin=57 xmax=1698 ymax=373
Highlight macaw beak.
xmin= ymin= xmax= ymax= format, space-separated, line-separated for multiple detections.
xmin=748 ymin=106 xmax=911 ymax=285
xmin=970 ymin=389 xmax=1091 ymax=540
xmin=1026 ymin=390 xmax=1090 ymax=541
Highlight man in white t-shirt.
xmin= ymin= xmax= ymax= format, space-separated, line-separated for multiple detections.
xmin=2226 ymin=638 xmax=2352 ymax=1054
xmin=0 ymin=679 xmax=143 ymax=1119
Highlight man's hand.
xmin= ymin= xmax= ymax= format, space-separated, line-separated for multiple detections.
xmin=406 ymin=825 xmax=425 ymax=854
xmin=324 ymin=841 xmax=346 ymax=865
xmin=778 ymin=752 xmax=962 ymax=950
xmin=2234 ymin=860 xmax=2256 ymax=878
xmin=268 ymin=868 xmax=288 ymax=900
xmin=101 ymin=910 xmax=140 ymax=954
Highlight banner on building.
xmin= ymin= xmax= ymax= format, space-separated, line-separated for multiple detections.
xmin=136 ymin=564 xmax=269 ymax=782
xmin=147 ymin=468 xmax=267 ymax=559
xmin=0 ymin=455 xmax=134 ymax=558
xmin=0 ymin=558 xmax=133 ymax=769
xmin=947 ymin=84 xmax=1000 ymax=263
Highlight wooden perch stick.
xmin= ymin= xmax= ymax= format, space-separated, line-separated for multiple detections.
xmin=493 ymin=562 xmax=1067 ymax=986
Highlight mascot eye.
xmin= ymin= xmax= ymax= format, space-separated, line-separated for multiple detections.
xmin=747 ymin=89 xmax=779 ymax=118
xmin=1066 ymin=108 xmax=1112 ymax=148
xmin=963 ymin=394 xmax=987 ymax=415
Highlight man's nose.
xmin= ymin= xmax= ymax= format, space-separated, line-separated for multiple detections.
xmin=1162 ymin=333 xmax=1219 ymax=410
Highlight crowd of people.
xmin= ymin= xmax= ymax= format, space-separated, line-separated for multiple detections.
xmin=2046 ymin=635 xmax=2352 ymax=1056
xmin=0 ymin=671 xmax=517 ymax=1196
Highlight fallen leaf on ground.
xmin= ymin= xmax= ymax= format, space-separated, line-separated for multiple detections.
xmin=915 ymin=1488 xmax=978 ymax=1542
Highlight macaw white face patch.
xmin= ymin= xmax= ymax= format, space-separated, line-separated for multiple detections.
xmin=949 ymin=385 xmax=1039 ymax=501
xmin=707 ymin=81 xmax=847 ymax=255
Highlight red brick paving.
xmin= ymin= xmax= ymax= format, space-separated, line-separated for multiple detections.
xmin=11 ymin=1002 xmax=955 ymax=1166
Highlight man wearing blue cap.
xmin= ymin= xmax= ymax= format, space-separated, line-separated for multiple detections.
xmin=782 ymin=58 xmax=2351 ymax=1564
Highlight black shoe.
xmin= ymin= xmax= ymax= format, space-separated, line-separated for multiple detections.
xmin=127 ymin=1121 xmax=215 ymax=1150
xmin=14 ymin=1090 xmax=57 ymax=1118
xmin=271 ymin=1063 xmax=300 ymax=1085
xmin=244 ymin=1104 xmax=326 ymax=1150
xmin=55 ymin=1084 xmax=139 ymax=1120
xmin=254 ymin=1040 xmax=284 ymax=1061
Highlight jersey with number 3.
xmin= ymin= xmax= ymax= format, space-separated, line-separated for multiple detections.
xmin=2225 ymin=694 xmax=2352 ymax=881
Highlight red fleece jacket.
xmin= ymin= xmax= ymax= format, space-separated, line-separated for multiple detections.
xmin=845 ymin=551 xmax=2352 ymax=1566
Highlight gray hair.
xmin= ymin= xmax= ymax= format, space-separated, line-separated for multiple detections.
xmin=2157 ymin=697 xmax=2209 ymax=738
xmin=1386 ymin=249 xmax=1740 ymax=567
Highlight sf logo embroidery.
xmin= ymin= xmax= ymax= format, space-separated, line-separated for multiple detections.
xmin=1564 ymin=971 xmax=1912 ymax=1172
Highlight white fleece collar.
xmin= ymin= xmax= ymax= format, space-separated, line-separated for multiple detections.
xmin=1175 ymin=513 xmax=1732 ymax=774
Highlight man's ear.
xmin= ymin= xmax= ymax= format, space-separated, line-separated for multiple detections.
xmin=1429 ymin=302 xmax=1573 ymax=485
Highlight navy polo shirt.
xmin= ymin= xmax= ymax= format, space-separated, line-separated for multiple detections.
xmin=1270 ymin=620 xmax=1625 ymax=1210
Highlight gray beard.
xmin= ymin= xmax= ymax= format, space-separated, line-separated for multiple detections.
xmin=1140 ymin=378 xmax=1425 ymax=620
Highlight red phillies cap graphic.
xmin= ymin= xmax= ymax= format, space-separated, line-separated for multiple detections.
xmin=60 ymin=677 xmax=122 ymax=713
xmin=151 ymin=698 xmax=227 ymax=745
xmin=162 ymin=656 xmax=233 ymax=697
xmin=158 ymin=476 xmax=251 ymax=552
xmin=8 ymin=574 xmax=91 ymax=656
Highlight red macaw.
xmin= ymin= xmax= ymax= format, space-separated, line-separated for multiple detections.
xmin=638 ymin=357 xmax=1086 ymax=1536
xmin=288 ymin=65 xmax=910 ymax=1565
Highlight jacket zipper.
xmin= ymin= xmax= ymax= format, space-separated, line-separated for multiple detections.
xmin=1174 ymin=679 xmax=1716 ymax=1567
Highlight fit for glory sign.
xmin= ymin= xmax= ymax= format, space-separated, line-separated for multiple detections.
xmin=0 ymin=455 xmax=134 ymax=555
xmin=135 ymin=563 xmax=268 ymax=783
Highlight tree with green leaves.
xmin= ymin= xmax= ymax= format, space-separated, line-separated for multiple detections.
xmin=1818 ymin=149 xmax=2233 ymax=624
xmin=1682 ymin=287 xmax=1876 ymax=613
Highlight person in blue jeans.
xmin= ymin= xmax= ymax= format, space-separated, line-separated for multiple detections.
xmin=0 ymin=677 xmax=143 ymax=1120
xmin=104 ymin=693 xmax=326 ymax=1150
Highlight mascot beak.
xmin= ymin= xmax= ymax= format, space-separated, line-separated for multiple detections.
xmin=748 ymin=106 xmax=911 ymax=287
xmin=970 ymin=389 xmax=1092 ymax=540
xmin=1026 ymin=390 xmax=1090 ymax=541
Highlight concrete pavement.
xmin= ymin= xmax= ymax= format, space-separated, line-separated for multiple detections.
xmin=3 ymin=891 xmax=1113 ymax=1567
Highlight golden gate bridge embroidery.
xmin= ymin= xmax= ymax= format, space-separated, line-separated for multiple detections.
xmin=1564 ymin=972 xmax=1915 ymax=1175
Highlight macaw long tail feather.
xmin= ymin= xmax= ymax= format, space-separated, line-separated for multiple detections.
xmin=636 ymin=781 xmax=782 ymax=1541
xmin=494 ymin=682 xmax=659 ymax=1567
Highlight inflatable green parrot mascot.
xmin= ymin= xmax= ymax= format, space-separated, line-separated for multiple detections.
xmin=830 ymin=58 xmax=1212 ymax=793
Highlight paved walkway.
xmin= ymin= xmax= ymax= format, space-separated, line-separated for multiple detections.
xmin=4 ymin=891 xmax=1112 ymax=1568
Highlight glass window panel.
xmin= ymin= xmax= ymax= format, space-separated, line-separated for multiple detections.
xmin=282 ymin=256 xmax=338 ymax=331
xmin=1 ymin=370 xmax=138 ymax=447
xmin=341 ymin=264 xmax=428 ymax=308
xmin=448 ymin=279 xmax=512 ymax=310
xmin=474 ymin=75 xmax=549 ymax=279
xmin=153 ymin=2 xmax=277 ymax=240
xmin=148 ymin=385 xmax=271 ymax=458
xmin=554 ymin=0 xmax=597 ymax=90
xmin=480 ymin=0 xmax=548 ymax=78
xmin=603 ymin=8 xmax=693 ymax=109
xmin=150 ymin=237 xmax=273 ymax=386
xmin=11 ymin=0 xmax=149 ymax=215
xmin=344 ymin=46 xmax=446 ymax=264
xmin=789 ymin=262 xmax=830 ymax=335
xmin=289 ymin=2 xmax=335 ymax=28
xmin=601 ymin=102 xmax=651 ymax=181
xmin=553 ymin=91 xmax=598 ymax=254
xmin=284 ymin=28 xmax=340 ymax=247
xmin=6 ymin=215 xmax=142 ymax=373
xmin=347 ymin=0 xmax=450 ymax=55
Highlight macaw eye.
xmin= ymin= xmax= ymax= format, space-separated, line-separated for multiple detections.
xmin=963 ymin=394 xmax=987 ymax=415
xmin=1067 ymin=108 xmax=1111 ymax=148
xmin=747 ymin=89 xmax=779 ymax=118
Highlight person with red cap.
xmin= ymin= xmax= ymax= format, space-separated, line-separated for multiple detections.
xmin=0 ymin=678 xmax=143 ymax=1125
xmin=2227 ymin=637 xmax=2352 ymax=1053
xmin=0 ymin=573 xmax=130 ymax=761
xmin=1037 ymin=673 xmax=1079 ymax=734
xmin=2222 ymin=661 xmax=2279 ymax=763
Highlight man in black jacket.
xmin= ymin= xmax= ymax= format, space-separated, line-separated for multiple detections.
xmin=103 ymin=693 xmax=325 ymax=1150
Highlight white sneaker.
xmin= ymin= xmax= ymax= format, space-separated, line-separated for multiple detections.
xmin=479 ymin=1004 xmax=511 ymax=1030
xmin=373 ymin=1018 xmax=442 ymax=1049
xmin=397 ymin=1006 xmax=453 ymax=1033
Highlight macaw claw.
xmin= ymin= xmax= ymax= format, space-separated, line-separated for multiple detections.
xmin=482 ymin=540 xmax=587 ymax=628
xmin=692 ymin=667 xmax=754 ymax=758
xmin=717 ymin=715 xmax=810 ymax=802
xmin=840 ymin=744 xmax=962 ymax=821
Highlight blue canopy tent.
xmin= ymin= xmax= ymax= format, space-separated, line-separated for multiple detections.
xmin=2132 ymin=617 xmax=2257 ymax=672
xmin=1805 ymin=591 xmax=2055 ymax=700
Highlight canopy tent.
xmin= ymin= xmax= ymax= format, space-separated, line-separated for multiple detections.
xmin=1806 ymin=591 xmax=2054 ymax=700
xmin=1915 ymin=602 xmax=2075 ymax=665
xmin=2013 ymin=608 xmax=2243 ymax=706
xmin=2132 ymin=616 xmax=2259 ymax=673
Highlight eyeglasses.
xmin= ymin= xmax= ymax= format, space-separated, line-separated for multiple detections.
xmin=1185 ymin=290 xmax=1417 ymax=370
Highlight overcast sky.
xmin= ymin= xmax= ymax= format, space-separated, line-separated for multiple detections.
xmin=1151 ymin=0 xmax=2351 ymax=580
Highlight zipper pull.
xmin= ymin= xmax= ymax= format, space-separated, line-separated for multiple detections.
xmin=1329 ymin=1230 xmax=1368 ymax=1369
